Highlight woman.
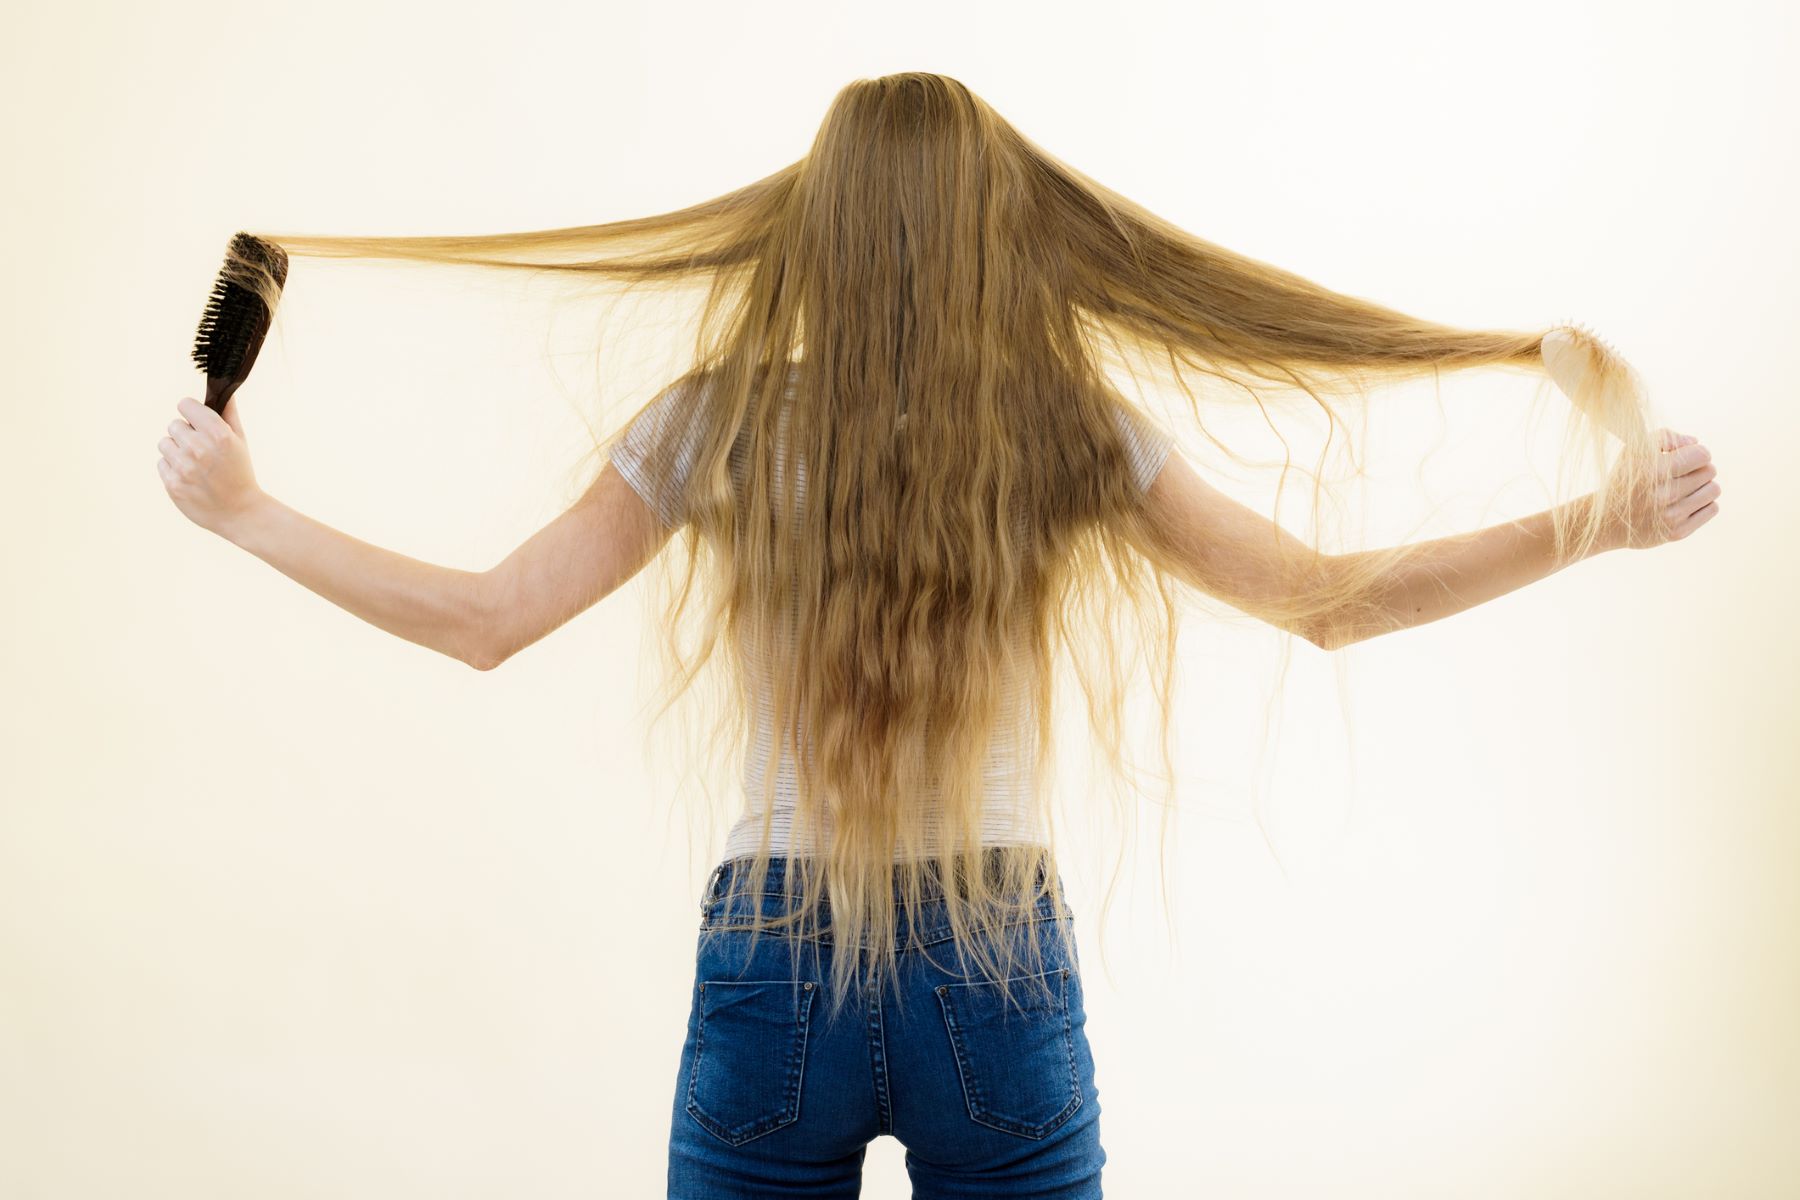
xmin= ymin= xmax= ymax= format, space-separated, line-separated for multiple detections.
xmin=157 ymin=73 xmax=1719 ymax=1198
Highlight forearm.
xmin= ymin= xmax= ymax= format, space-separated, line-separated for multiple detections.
xmin=1321 ymin=492 xmax=1619 ymax=650
xmin=223 ymin=494 xmax=497 ymax=669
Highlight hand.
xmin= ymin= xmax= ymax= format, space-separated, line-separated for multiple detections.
xmin=156 ymin=394 xmax=265 ymax=537
xmin=1603 ymin=428 xmax=1721 ymax=551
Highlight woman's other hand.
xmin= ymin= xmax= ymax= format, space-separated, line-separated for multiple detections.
xmin=156 ymin=395 xmax=266 ymax=538
xmin=1605 ymin=428 xmax=1721 ymax=551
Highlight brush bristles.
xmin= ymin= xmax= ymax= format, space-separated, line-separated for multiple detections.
xmin=1550 ymin=316 xmax=1620 ymax=361
xmin=191 ymin=233 xmax=287 ymax=379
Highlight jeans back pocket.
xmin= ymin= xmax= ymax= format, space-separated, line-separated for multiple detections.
xmin=685 ymin=979 xmax=818 ymax=1146
xmin=935 ymin=967 xmax=1081 ymax=1139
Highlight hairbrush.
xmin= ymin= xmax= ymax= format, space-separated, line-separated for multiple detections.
xmin=1540 ymin=320 xmax=1647 ymax=442
xmin=191 ymin=231 xmax=289 ymax=416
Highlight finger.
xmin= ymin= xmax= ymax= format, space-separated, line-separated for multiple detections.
xmin=1669 ymin=479 xmax=1721 ymax=521
xmin=1661 ymin=461 xmax=1718 ymax=501
xmin=1673 ymin=499 xmax=1719 ymax=539
xmin=157 ymin=435 xmax=191 ymax=471
xmin=222 ymin=392 xmax=250 ymax=434
xmin=167 ymin=416 xmax=200 ymax=451
xmin=1677 ymin=461 xmax=1718 ymax=493
xmin=1667 ymin=442 xmax=1711 ymax=476
xmin=177 ymin=396 xmax=230 ymax=438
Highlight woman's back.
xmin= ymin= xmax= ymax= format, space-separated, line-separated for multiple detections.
xmin=609 ymin=363 xmax=1176 ymax=866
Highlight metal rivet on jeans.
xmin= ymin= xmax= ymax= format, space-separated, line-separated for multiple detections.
xmin=804 ymin=981 xmax=814 ymax=990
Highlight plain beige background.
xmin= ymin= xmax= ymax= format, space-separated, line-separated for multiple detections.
xmin=4 ymin=0 xmax=1796 ymax=1196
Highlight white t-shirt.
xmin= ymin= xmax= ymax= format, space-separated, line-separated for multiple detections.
xmin=609 ymin=366 xmax=1175 ymax=864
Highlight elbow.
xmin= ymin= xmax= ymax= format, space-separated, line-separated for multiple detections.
xmin=466 ymin=630 xmax=512 ymax=672
xmin=1293 ymin=559 xmax=1355 ymax=651
xmin=1300 ymin=616 xmax=1355 ymax=653
xmin=1303 ymin=625 xmax=1339 ymax=653
xmin=1289 ymin=608 xmax=1332 ymax=651
xmin=465 ymin=571 xmax=512 ymax=671
xmin=461 ymin=627 xmax=510 ymax=673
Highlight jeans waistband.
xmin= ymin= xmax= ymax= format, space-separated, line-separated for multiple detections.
xmin=702 ymin=846 xmax=1054 ymax=907
xmin=699 ymin=848 xmax=1069 ymax=950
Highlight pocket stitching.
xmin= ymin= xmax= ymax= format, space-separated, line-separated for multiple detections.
xmin=936 ymin=968 xmax=1081 ymax=1140
xmin=685 ymin=980 xmax=818 ymax=1147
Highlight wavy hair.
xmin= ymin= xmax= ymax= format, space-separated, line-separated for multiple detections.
xmin=235 ymin=71 xmax=1653 ymax=1018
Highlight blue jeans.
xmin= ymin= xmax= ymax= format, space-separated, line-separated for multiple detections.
xmin=667 ymin=853 xmax=1106 ymax=1198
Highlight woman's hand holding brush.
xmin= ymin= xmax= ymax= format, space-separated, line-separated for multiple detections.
xmin=156 ymin=394 xmax=267 ymax=540
xmin=1601 ymin=428 xmax=1722 ymax=551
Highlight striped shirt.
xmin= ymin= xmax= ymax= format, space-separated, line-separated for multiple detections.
xmin=610 ymin=366 xmax=1175 ymax=864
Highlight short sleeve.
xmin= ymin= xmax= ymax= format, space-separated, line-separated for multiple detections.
xmin=608 ymin=376 xmax=709 ymax=528
xmin=1111 ymin=402 xmax=1175 ymax=492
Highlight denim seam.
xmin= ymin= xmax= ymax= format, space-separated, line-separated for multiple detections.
xmin=865 ymin=988 xmax=892 ymax=1135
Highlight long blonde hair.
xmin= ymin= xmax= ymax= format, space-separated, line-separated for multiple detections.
xmin=236 ymin=71 xmax=1652 ymax=1018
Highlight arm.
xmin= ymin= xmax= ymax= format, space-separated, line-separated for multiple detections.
xmin=226 ymin=496 xmax=498 ymax=669
xmin=1314 ymin=493 xmax=1616 ymax=650
xmin=226 ymin=464 xmax=672 ymax=670
xmin=1136 ymin=451 xmax=1340 ymax=646
xmin=1138 ymin=434 xmax=1717 ymax=653
xmin=1142 ymin=450 xmax=1618 ymax=651
xmin=162 ymin=396 xmax=498 ymax=669
xmin=476 ymin=464 xmax=673 ymax=667
xmin=157 ymin=395 xmax=503 ymax=671
xmin=161 ymin=395 xmax=676 ymax=671
xmin=1316 ymin=432 xmax=1720 ymax=649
